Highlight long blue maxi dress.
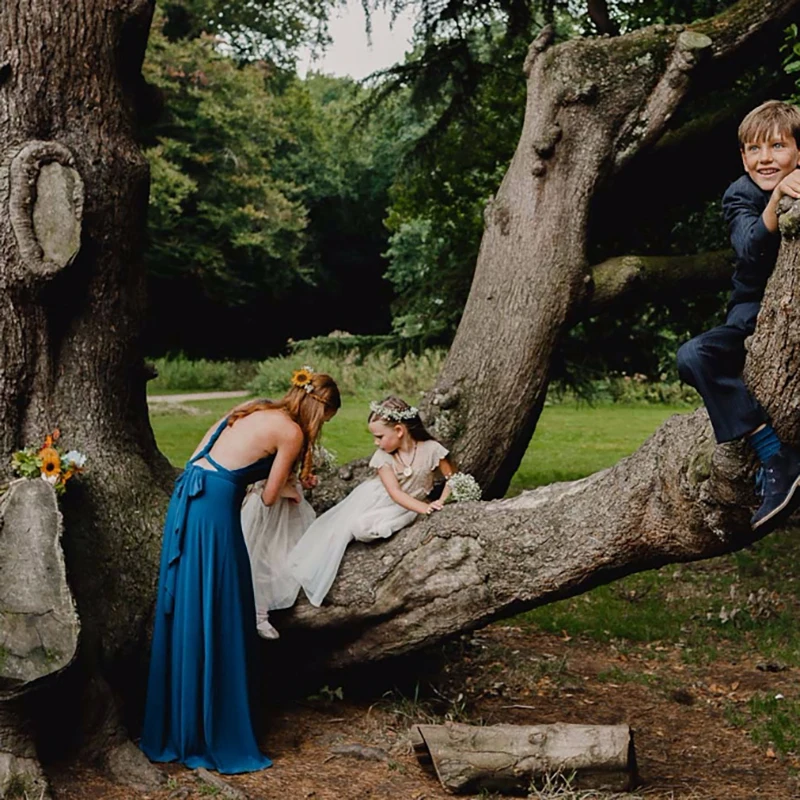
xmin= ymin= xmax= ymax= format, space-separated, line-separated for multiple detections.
xmin=140 ymin=419 xmax=274 ymax=773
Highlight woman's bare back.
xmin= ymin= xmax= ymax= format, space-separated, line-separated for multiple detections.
xmin=192 ymin=408 xmax=299 ymax=473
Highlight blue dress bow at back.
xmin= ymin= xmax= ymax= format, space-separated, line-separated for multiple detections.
xmin=141 ymin=418 xmax=275 ymax=774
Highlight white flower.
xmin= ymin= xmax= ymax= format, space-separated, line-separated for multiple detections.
xmin=41 ymin=473 xmax=59 ymax=485
xmin=62 ymin=450 xmax=87 ymax=469
xmin=369 ymin=401 xmax=419 ymax=422
xmin=447 ymin=472 xmax=482 ymax=502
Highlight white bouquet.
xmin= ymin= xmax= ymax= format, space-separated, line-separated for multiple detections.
xmin=447 ymin=472 xmax=482 ymax=502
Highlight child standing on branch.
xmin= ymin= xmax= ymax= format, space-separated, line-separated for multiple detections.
xmin=677 ymin=100 xmax=800 ymax=533
xmin=288 ymin=397 xmax=454 ymax=607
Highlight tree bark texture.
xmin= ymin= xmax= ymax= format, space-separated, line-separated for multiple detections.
xmin=586 ymin=249 xmax=733 ymax=317
xmin=0 ymin=0 xmax=169 ymax=788
xmin=411 ymin=722 xmax=636 ymax=794
xmin=424 ymin=0 xmax=800 ymax=499
xmin=744 ymin=198 xmax=800 ymax=443
xmin=282 ymin=194 xmax=800 ymax=675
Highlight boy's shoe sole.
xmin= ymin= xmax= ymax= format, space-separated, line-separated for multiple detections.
xmin=751 ymin=473 xmax=800 ymax=533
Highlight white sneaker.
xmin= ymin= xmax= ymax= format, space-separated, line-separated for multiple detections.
xmin=257 ymin=616 xmax=280 ymax=640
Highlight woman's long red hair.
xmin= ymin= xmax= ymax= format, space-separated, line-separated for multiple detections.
xmin=227 ymin=373 xmax=340 ymax=480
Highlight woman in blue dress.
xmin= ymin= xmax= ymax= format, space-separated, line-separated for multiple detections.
xmin=140 ymin=368 xmax=340 ymax=774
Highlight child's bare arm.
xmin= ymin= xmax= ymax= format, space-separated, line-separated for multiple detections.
xmin=376 ymin=466 xmax=437 ymax=515
xmin=430 ymin=457 xmax=456 ymax=510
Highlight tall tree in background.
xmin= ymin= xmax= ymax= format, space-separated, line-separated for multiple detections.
xmin=418 ymin=0 xmax=800 ymax=497
xmin=142 ymin=23 xmax=411 ymax=357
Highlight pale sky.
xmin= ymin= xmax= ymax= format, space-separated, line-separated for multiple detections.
xmin=297 ymin=1 xmax=417 ymax=80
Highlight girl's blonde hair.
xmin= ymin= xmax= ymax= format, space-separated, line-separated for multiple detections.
xmin=228 ymin=372 xmax=341 ymax=480
xmin=367 ymin=396 xmax=434 ymax=443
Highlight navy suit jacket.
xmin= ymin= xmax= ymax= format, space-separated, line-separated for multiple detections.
xmin=721 ymin=174 xmax=780 ymax=308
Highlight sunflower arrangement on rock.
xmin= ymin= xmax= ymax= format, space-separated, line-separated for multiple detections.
xmin=11 ymin=430 xmax=87 ymax=495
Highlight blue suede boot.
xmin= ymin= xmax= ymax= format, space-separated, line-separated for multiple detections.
xmin=751 ymin=446 xmax=800 ymax=532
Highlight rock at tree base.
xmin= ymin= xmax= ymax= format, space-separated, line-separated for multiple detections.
xmin=0 ymin=479 xmax=79 ymax=693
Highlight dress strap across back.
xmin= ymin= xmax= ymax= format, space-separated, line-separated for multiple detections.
xmin=189 ymin=418 xmax=229 ymax=468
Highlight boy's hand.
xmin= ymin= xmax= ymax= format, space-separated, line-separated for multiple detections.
xmin=775 ymin=169 xmax=800 ymax=200
xmin=429 ymin=499 xmax=445 ymax=511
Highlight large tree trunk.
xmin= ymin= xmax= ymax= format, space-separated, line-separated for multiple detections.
xmin=424 ymin=0 xmax=800 ymax=498
xmin=0 ymin=0 xmax=169 ymax=791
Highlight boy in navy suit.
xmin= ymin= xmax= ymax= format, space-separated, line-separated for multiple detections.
xmin=678 ymin=100 xmax=800 ymax=533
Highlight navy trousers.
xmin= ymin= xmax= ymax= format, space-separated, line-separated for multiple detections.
xmin=676 ymin=301 xmax=767 ymax=443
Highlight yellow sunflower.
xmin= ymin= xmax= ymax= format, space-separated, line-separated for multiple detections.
xmin=39 ymin=446 xmax=61 ymax=477
xmin=291 ymin=368 xmax=313 ymax=389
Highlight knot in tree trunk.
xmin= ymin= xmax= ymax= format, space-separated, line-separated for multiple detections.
xmin=8 ymin=140 xmax=84 ymax=283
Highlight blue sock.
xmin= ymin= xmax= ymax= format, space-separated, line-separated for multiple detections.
xmin=748 ymin=424 xmax=781 ymax=464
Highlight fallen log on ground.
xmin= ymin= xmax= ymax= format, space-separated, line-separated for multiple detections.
xmin=411 ymin=722 xmax=637 ymax=794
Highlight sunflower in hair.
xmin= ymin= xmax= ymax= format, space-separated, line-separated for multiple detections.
xmin=291 ymin=367 xmax=314 ymax=391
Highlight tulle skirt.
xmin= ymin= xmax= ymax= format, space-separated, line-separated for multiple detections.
xmin=241 ymin=485 xmax=316 ymax=613
xmin=287 ymin=478 xmax=417 ymax=607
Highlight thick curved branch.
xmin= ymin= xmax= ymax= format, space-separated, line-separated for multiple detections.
xmin=585 ymin=249 xmax=732 ymax=317
xmin=278 ymin=223 xmax=800 ymax=670
xmin=614 ymin=31 xmax=713 ymax=168
xmin=613 ymin=0 xmax=800 ymax=169
xmin=280 ymin=407 xmax=756 ymax=670
xmin=692 ymin=0 xmax=800 ymax=60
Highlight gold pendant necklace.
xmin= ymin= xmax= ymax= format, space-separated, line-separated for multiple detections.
xmin=395 ymin=442 xmax=417 ymax=477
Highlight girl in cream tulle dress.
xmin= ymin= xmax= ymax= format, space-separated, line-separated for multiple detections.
xmin=241 ymin=480 xmax=315 ymax=638
xmin=287 ymin=396 xmax=454 ymax=607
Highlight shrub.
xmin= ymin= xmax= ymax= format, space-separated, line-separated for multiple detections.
xmin=148 ymin=354 xmax=259 ymax=392
xmin=248 ymin=347 xmax=447 ymax=399
xmin=549 ymin=374 xmax=701 ymax=407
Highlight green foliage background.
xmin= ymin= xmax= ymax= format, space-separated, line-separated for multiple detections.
xmin=141 ymin=0 xmax=791 ymax=381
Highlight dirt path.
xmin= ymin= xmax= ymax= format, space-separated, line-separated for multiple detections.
xmin=147 ymin=390 xmax=249 ymax=403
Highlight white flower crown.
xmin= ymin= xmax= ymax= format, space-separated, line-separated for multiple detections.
xmin=369 ymin=400 xmax=419 ymax=422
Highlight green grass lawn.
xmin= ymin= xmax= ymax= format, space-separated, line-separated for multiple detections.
xmin=149 ymin=394 xmax=686 ymax=491
xmin=148 ymin=393 xmax=800 ymax=755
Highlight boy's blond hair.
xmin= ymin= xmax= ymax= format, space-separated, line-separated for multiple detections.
xmin=738 ymin=100 xmax=800 ymax=149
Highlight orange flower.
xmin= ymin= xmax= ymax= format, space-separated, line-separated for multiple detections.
xmin=39 ymin=446 xmax=61 ymax=477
